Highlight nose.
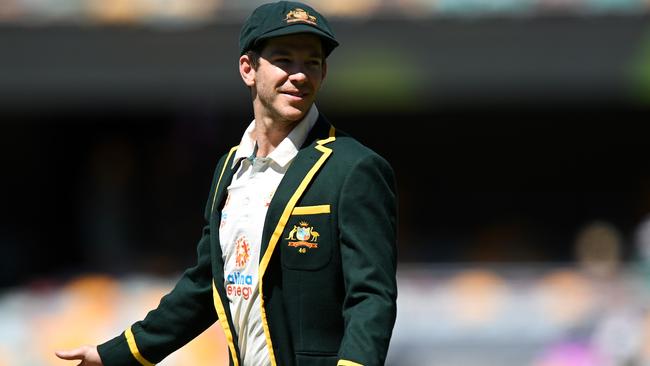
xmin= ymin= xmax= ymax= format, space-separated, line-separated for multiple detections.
xmin=287 ymin=61 xmax=309 ymax=84
xmin=289 ymin=69 xmax=307 ymax=85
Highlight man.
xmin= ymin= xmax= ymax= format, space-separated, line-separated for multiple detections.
xmin=56 ymin=1 xmax=397 ymax=365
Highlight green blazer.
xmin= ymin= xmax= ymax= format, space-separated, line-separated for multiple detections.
xmin=97 ymin=115 xmax=398 ymax=366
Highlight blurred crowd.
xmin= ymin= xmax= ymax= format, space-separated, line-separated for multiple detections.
xmin=393 ymin=261 xmax=650 ymax=366
xmin=0 ymin=0 xmax=648 ymax=26
xmin=3 ymin=260 xmax=650 ymax=365
xmin=0 ymin=275 xmax=228 ymax=366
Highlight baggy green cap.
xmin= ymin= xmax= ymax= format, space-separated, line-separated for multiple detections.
xmin=239 ymin=1 xmax=339 ymax=57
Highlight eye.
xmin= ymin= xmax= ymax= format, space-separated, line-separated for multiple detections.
xmin=307 ymin=59 xmax=322 ymax=68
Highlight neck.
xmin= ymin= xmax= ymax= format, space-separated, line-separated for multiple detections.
xmin=251 ymin=104 xmax=309 ymax=157
xmin=251 ymin=119 xmax=297 ymax=157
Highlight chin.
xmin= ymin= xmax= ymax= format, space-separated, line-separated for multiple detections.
xmin=280 ymin=106 xmax=308 ymax=122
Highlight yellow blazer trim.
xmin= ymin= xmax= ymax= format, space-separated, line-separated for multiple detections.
xmin=292 ymin=204 xmax=331 ymax=215
xmin=210 ymin=145 xmax=239 ymax=214
xmin=337 ymin=360 xmax=364 ymax=366
xmin=258 ymin=126 xmax=337 ymax=366
xmin=124 ymin=326 xmax=155 ymax=366
xmin=212 ymin=281 xmax=240 ymax=366
xmin=318 ymin=125 xmax=336 ymax=145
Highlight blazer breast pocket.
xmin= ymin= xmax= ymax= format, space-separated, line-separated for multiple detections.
xmin=281 ymin=205 xmax=332 ymax=271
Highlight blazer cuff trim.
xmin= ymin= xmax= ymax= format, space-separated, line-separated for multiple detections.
xmin=292 ymin=204 xmax=331 ymax=215
xmin=124 ymin=327 xmax=155 ymax=366
xmin=337 ymin=360 xmax=364 ymax=366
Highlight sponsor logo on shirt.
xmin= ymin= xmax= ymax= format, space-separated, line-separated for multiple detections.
xmin=235 ymin=236 xmax=251 ymax=268
xmin=227 ymin=235 xmax=253 ymax=300
xmin=226 ymin=271 xmax=253 ymax=300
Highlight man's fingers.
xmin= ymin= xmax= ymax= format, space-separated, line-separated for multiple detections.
xmin=55 ymin=345 xmax=102 ymax=365
xmin=55 ymin=348 xmax=85 ymax=360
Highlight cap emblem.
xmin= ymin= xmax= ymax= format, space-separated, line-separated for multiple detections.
xmin=285 ymin=8 xmax=317 ymax=26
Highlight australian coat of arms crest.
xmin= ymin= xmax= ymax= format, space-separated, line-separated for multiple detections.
xmin=285 ymin=221 xmax=320 ymax=253
xmin=284 ymin=8 xmax=317 ymax=26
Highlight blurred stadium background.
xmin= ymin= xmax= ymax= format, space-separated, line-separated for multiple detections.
xmin=1 ymin=0 xmax=650 ymax=365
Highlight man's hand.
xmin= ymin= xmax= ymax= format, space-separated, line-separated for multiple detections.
xmin=55 ymin=345 xmax=103 ymax=365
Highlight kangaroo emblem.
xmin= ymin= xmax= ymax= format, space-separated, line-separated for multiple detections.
xmin=285 ymin=226 xmax=297 ymax=240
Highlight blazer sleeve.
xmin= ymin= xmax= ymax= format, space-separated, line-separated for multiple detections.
xmin=96 ymin=155 xmax=227 ymax=366
xmin=337 ymin=153 xmax=398 ymax=366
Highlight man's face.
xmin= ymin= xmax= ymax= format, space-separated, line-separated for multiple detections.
xmin=244 ymin=33 xmax=326 ymax=123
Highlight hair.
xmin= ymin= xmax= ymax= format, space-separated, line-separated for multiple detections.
xmin=245 ymin=50 xmax=260 ymax=70
xmin=245 ymin=40 xmax=267 ymax=70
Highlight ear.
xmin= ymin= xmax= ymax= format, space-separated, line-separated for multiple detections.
xmin=239 ymin=54 xmax=255 ymax=87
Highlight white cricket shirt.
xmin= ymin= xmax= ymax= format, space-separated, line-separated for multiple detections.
xmin=219 ymin=105 xmax=318 ymax=365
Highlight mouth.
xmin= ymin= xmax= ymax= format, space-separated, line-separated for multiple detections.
xmin=280 ymin=90 xmax=308 ymax=100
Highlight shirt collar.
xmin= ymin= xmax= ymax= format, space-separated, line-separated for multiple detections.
xmin=232 ymin=105 xmax=319 ymax=168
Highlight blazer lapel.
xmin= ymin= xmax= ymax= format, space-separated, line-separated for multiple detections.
xmin=210 ymin=146 xmax=240 ymax=217
xmin=259 ymin=115 xmax=335 ymax=271
xmin=253 ymin=115 xmax=336 ymax=365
